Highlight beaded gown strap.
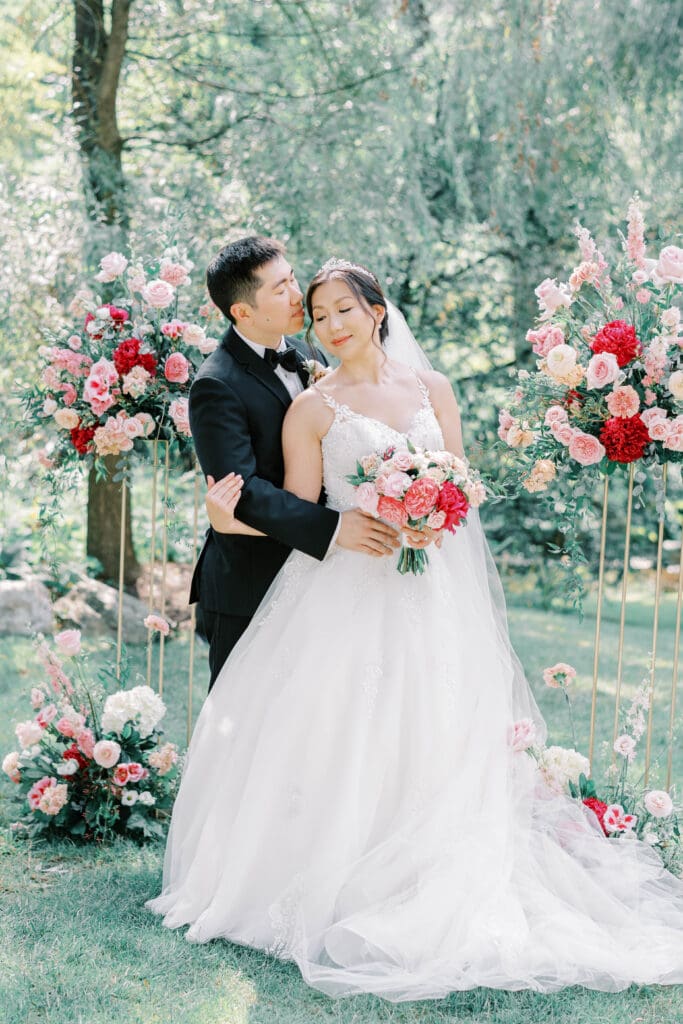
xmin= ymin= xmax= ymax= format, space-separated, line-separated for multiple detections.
xmin=413 ymin=371 xmax=432 ymax=408
xmin=312 ymin=384 xmax=352 ymax=422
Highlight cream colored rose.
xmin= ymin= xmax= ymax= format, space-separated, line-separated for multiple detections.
xmin=545 ymin=344 xmax=577 ymax=380
xmin=507 ymin=423 xmax=536 ymax=448
xmin=667 ymin=370 xmax=683 ymax=402
xmin=54 ymin=407 xmax=80 ymax=430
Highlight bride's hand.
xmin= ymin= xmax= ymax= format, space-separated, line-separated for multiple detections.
xmin=402 ymin=526 xmax=443 ymax=549
xmin=206 ymin=473 xmax=243 ymax=534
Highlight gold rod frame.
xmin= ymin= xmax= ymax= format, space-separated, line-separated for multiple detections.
xmin=666 ymin=493 xmax=683 ymax=790
xmin=612 ymin=464 xmax=636 ymax=756
xmin=115 ymin=469 xmax=127 ymax=681
xmin=187 ymin=463 xmax=200 ymax=746
xmin=146 ymin=440 xmax=160 ymax=688
xmin=589 ymin=476 xmax=610 ymax=768
xmin=645 ymin=464 xmax=668 ymax=785
xmin=157 ymin=442 xmax=170 ymax=696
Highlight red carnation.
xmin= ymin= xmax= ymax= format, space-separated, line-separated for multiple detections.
xmin=113 ymin=338 xmax=157 ymax=378
xmin=108 ymin=305 xmax=129 ymax=325
xmin=599 ymin=415 xmax=650 ymax=463
xmin=437 ymin=481 xmax=469 ymax=533
xmin=70 ymin=424 xmax=96 ymax=455
xmin=377 ymin=495 xmax=409 ymax=528
xmin=583 ymin=796 xmax=609 ymax=836
xmin=590 ymin=320 xmax=642 ymax=367
xmin=63 ymin=744 xmax=89 ymax=771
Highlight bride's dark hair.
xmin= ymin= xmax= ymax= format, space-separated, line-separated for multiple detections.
xmin=305 ymin=260 xmax=389 ymax=347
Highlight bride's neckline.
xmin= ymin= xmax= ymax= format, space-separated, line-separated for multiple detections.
xmin=317 ymin=375 xmax=433 ymax=439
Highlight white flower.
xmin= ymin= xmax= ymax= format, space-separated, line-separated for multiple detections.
xmin=668 ymin=370 xmax=683 ymax=402
xmin=2 ymin=752 xmax=21 ymax=781
xmin=538 ymin=746 xmax=591 ymax=794
xmin=120 ymin=789 xmax=138 ymax=806
xmin=15 ymin=721 xmax=44 ymax=749
xmin=545 ymin=344 xmax=578 ymax=379
xmin=613 ymin=734 xmax=636 ymax=760
xmin=56 ymin=759 xmax=79 ymax=776
xmin=101 ymin=685 xmax=166 ymax=739
xmin=643 ymin=831 xmax=659 ymax=845
xmin=137 ymin=791 xmax=156 ymax=806
xmin=95 ymin=252 xmax=128 ymax=282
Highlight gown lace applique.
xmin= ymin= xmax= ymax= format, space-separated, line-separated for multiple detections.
xmin=147 ymin=375 xmax=683 ymax=1001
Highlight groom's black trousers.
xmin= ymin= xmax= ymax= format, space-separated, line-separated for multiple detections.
xmin=201 ymin=610 xmax=251 ymax=692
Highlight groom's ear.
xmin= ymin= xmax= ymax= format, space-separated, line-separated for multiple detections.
xmin=230 ymin=301 xmax=251 ymax=324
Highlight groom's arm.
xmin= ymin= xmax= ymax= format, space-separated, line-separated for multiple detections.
xmin=189 ymin=374 xmax=339 ymax=560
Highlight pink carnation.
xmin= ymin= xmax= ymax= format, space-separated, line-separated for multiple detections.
xmin=606 ymin=386 xmax=640 ymax=419
xmin=543 ymin=662 xmax=577 ymax=688
xmin=144 ymin=613 xmax=170 ymax=636
xmin=509 ymin=718 xmax=537 ymax=752
xmin=161 ymin=319 xmax=188 ymax=340
xmin=603 ymin=804 xmax=637 ymax=834
xmin=76 ymin=727 xmax=95 ymax=759
xmin=159 ymin=259 xmax=191 ymax=287
xmin=36 ymin=704 xmax=58 ymax=728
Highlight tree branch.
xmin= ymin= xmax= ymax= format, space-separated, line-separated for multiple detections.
xmin=97 ymin=0 xmax=131 ymax=151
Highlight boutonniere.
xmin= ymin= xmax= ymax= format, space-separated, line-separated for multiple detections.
xmin=302 ymin=359 xmax=332 ymax=386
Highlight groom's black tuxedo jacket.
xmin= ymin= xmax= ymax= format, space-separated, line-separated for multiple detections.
xmin=188 ymin=325 xmax=339 ymax=618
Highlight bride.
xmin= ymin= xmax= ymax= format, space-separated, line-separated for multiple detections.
xmin=147 ymin=258 xmax=683 ymax=999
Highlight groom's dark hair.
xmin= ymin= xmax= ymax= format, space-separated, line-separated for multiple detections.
xmin=206 ymin=236 xmax=285 ymax=323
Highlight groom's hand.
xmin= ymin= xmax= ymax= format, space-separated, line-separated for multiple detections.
xmin=206 ymin=473 xmax=243 ymax=534
xmin=336 ymin=510 xmax=401 ymax=557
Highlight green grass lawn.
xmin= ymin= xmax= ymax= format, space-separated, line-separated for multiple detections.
xmin=0 ymin=597 xmax=682 ymax=1024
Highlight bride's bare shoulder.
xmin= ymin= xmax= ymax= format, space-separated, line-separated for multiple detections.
xmin=285 ymin=378 xmax=338 ymax=433
xmin=416 ymin=368 xmax=458 ymax=405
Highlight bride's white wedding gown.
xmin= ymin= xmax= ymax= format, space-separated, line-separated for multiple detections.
xmin=147 ymin=380 xmax=683 ymax=999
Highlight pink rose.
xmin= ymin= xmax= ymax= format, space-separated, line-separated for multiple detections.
xmin=667 ymin=370 xmax=683 ymax=401
xmin=93 ymin=739 xmax=121 ymax=769
xmin=635 ymin=288 xmax=651 ymax=304
xmin=606 ymin=386 xmax=640 ymax=419
xmin=164 ymin=352 xmax=190 ymax=384
xmin=182 ymin=323 xmax=207 ymax=348
xmin=113 ymin=764 xmax=130 ymax=786
xmin=509 ymin=718 xmax=537 ymax=752
xmin=585 ymin=352 xmax=620 ymax=390
xmin=142 ymin=279 xmax=175 ymax=309
xmin=95 ymin=251 xmax=128 ymax=282
xmin=544 ymin=405 xmax=568 ymax=428
xmin=381 ymin=471 xmax=412 ymax=499
xmin=125 ymin=762 xmax=146 ymax=783
xmin=643 ymin=790 xmax=674 ymax=818
xmin=390 ymin=450 xmax=415 ymax=472
xmin=356 ymin=481 xmax=379 ymax=516
xmin=144 ymin=613 xmax=170 ymax=636
xmin=55 ymin=713 xmax=85 ymax=738
xmin=67 ymin=334 xmax=82 ymax=351
xmin=663 ymin=417 xmax=683 ymax=452
xmin=426 ymin=509 xmax=446 ymax=530
xmin=463 ymin=480 xmax=487 ymax=508
xmin=404 ymin=477 xmax=440 ymax=518
xmin=551 ymin=422 xmax=576 ymax=446
xmin=134 ymin=412 xmax=156 ymax=437
xmin=15 ymin=720 xmax=44 ymax=748
xmin=55 ymin=629 xmax=81 ymax=657
xmin=568 ymin=431 xmax=605 ymax=466
xmin=169 ymin=397 xmax=192 ymax=437
xmin=654 ymin=245 xmax=683 ymax=285
xmin=376 ymin=495 xmax=409 ymax=528
xmin=648 ymin=417 xmax=671 ymax=442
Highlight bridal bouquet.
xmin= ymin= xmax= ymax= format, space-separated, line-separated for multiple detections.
xmin=511 ymin=667 xmax=681 ymax=876
xmin=2 ymin=629 xmax=180 ymax=842
xmin=24 ymin=248 xmax=221 ymax=472
xmin=498 ymin=196 xmax=683 ymax=555
xmin=346 ymin=442 xmax=486 ymax=574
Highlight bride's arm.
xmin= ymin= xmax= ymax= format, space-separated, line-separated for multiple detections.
xmin=281 ymin=390 xmax=326 ymax=501
xmin=420 ymin=371 xmax=466 ymax=458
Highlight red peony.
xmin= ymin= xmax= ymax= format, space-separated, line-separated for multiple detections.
xmin=436 ymin=481 xmax=469 ymax=533
xmin=70 ymin=424 xmax=96 ymax=455
xmin=113 ymin=338 xmax=157 ymax=377
xmin=590 ymin=320 xmax=642 ymax=367
xmin=63 ymin=744 xmax=89 ymax=771
xmin=583 ymin=797 xmax=609 ymax=836
xmin=599 ymin=415 xmax=651 ymax=463
xmin=377 ymin=495 xmax=409 ymax=528
xmin=404 ymin=477 xmax=440 ymax=518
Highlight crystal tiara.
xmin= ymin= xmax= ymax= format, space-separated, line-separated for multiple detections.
xmin=317 ymin=257 xmax=375 ymax=278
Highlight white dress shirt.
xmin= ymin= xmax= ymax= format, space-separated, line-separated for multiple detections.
xmin=233 ymin=327 xmax=341 ymax=552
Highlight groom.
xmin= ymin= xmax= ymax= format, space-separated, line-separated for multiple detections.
xmin=189 ymin=236 xmax=399 ymax=688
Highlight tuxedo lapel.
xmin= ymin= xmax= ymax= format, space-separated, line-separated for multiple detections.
xmin=224 ymin=327 xmax=292 ymax=407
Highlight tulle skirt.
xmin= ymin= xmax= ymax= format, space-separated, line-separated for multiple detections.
xmin=147 ymin=516 xmax=683 ymax=999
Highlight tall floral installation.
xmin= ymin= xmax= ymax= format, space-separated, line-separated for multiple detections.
xmin=2 ymin=628 xmax=180 ymax=842
xmin=498 ymin=196 xmax=683 ymax=586
xmin=24 ymin=248 xmax=221 ymax=472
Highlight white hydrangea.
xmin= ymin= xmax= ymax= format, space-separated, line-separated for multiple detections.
xmin=538 ymin=745 xmax=591 ymax=795
xmin=101 ymin=685 xmax=166 ymax=739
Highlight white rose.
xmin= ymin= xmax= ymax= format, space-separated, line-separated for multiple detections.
xmin=56 ymin=759 xmax=79 ymax=776
xmin=661 ymin=307 xmax=681 ymax=332
xmin=667 ymin=370 xmax=683 ymax=401
xmin=95 ymin=251 xmax=128 ymax=282
xmin=644 ymin=789 xmax=674 ymax=818
xmin=182 ymin=323 xmax=207 ymax=348
xmin=546 ymin=344 xmax=578 ymax=379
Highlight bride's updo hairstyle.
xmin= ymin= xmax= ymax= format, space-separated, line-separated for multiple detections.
xmin=305 ymin=258 xmax=389 ymax=348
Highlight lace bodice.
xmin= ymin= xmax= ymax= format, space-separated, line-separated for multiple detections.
xmin=318 ymin=377 xmax=445 ymax=512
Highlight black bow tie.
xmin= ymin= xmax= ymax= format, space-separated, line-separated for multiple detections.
xmin=264 ymin=346 xmax=299 ymax=373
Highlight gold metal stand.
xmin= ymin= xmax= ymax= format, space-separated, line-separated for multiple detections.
xmin=589 ymin=476 xmax=609 ymax=767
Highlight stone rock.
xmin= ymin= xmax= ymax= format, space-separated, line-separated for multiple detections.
xmin=53 ymin=576 xmax=150 ymax=644
xmin=0 ymin=579 xmax=53 ymax=635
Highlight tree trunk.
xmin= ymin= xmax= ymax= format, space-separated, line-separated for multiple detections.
xmin=72 ymin=0 xmax=140 ymax=584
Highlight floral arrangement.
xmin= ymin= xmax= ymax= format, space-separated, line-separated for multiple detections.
xmin=511 ymin=664 xmax=681 ymax=876
xmin=2 ymin=629 xmax=180 ymax=842
xmin=497 ymin=197 xmax=682 ymax=574
xmin=346 ymin=442 xmax=487 ymax=574
xmin=24 ymin=248 xmax=223 ymax=472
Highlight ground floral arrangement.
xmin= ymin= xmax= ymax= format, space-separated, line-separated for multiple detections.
xmin=498 ymin=196 xmax=683 ymax=590
xmin=511 ymin=663 xmax=681 ymax=877
xmin=2 ymin=626 xmax=180 ymax=842
xmin=23 ymin=248 xmax=223 ymax=474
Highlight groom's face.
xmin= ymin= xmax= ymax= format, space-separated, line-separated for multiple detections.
xmin=237 ymin=256 xmax=304 ymax=343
